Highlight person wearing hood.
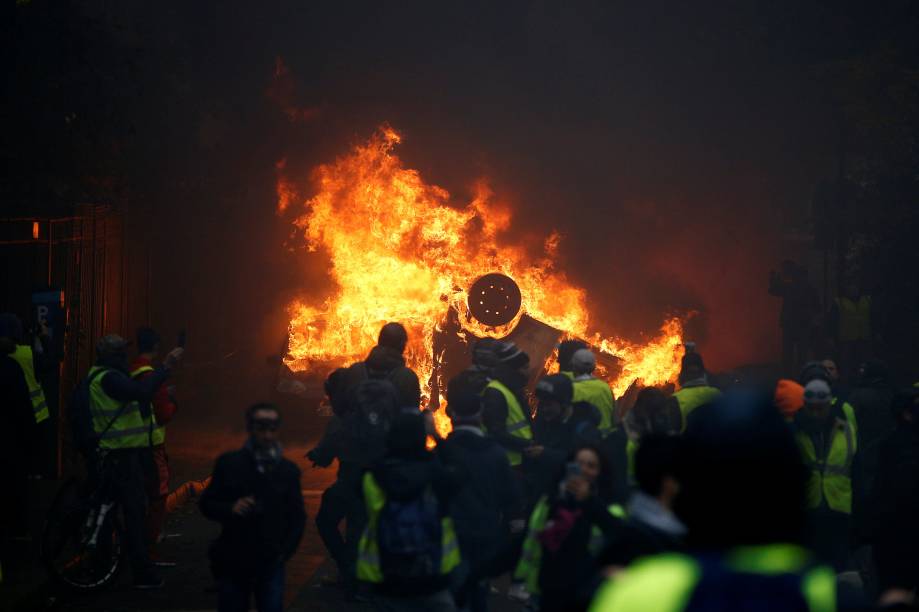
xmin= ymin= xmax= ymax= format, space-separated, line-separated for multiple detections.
xmin=672 ymin=351 xmax=721 ymax=432
xmin=480 ymin=341 xmax=536 ymax=469
xmin=437 ymin=381 xmax=518 ymax=612
xmin=200 ymin=403 xmax=306 ymax=612
xmin=792 ymin=378 xmax=858 ymax=571
xmin=357 ymin=412 xmax=462 ymax=611
xmin=345 ymin=322 xmax=421 ymax=410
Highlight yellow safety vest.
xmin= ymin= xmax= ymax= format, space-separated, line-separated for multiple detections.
xmin=482 ymin=379 xmax=533 ymax=466
xmin=89 ymin=366 xmax=150 ymax=450
xmin=10 ymin=345 xmax=50 ymax=423
xmin=673 ymin=386 xmax=721 ymax=432
xmin=796 ymin=401 xmax=858 ymax=514
xmin=836 ymin=296 xmax=871 ymax=342
xmin=356 ymin=472 xmax=461 ymax=583
xmin=589 ymin=545 xmax=835 ymax=612
xmin=130 ymin=365 xmax=165 ymax=446
xmin=515 ymin=495 xmax=625 ymax=595
xmin=574 ymin=377 xmax=616 ymax=436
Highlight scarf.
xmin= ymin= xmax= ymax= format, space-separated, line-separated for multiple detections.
xmin=245 ymin=438 xmax=282 ymax=474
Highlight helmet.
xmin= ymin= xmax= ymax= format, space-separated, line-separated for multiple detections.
xmin=96 ymin=334 xmax=130 ymax=358
xmin=571 ymin=348 xmax=596 ymax=375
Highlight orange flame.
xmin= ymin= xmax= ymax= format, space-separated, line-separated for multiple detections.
xmin=280 ymin=126 xmax=684 ymax=425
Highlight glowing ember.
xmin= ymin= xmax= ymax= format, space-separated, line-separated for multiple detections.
xmin=280 ymin=125 xmax=684 ymax=426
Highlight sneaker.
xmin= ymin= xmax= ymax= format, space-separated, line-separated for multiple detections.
xmin=134 ymin=577 xmax=164 ymax=590
xmin=134 ymin=570 xmax=165 ymax=590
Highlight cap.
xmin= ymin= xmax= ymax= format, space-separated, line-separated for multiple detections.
xmin=535 ymin=374 xmax=573 ymax=404
xmin=96 ymin=334 xmax=130 ymax=356
xmin=571 ymin=348 xmax=596 ymax=374
xmin=803 ymin=379 xmax=832 ymax=405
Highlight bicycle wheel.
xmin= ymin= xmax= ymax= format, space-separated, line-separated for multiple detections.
xmin=41 ymin=478 xmax=125 ymax=592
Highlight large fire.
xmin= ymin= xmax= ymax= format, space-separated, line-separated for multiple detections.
xmin=279 ymin=126 xmax=684 ymax=434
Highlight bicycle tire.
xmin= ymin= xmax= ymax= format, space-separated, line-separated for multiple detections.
xmin=41 ymin=478 xmax=125 ymax=592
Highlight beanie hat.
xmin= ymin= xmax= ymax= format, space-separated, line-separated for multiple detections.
xmin=535 ymin=374 xmax=574 ymax=404
xmin=571 ymin=348 xmax=596 ymax=375
xmin=447 ymin=389 xmax=482 ymax=419
xmin=558 ymin=339 xmax=588 ymax=372
xmin=803 ymin=380 xmax=832 ymax=405
xmin=495 ymin=341 xmax=529 ymax=370
xmin=774 ymin=379 xmax=804 ymax=418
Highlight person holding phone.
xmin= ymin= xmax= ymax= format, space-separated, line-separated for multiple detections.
xmin=513 ymin=444 xmax=624 ymax=611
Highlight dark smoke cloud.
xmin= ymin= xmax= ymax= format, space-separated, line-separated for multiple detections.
xmin=66 ymin=0 xmax=840 ymax=424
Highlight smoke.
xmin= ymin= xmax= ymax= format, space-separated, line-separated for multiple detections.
xmin=67 ymin=0 xmax=836 ymax=426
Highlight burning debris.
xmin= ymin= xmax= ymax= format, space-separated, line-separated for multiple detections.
xmin=277 ymin=126 xmax=685 ymax=434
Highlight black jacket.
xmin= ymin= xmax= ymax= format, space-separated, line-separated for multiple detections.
xmin=199 ymin=446 xmax=306 ymax=578
xmin=538 ymin=494 xmax=622 ymax=612
xmin=436 ymin=428 xmax=518 ymax=571
xmin=346 ymin=346 xmax=421 ymax=410
xmin=867 ymin=424 xmax=919 ymax=590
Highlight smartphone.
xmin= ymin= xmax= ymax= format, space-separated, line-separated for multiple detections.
xmin=177 ymin=330 xmax=187 ymax=349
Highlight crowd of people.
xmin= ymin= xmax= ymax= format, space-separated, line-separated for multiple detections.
xmin=3 ymin=314 xmax=919 ymax=612
xmin=296 ymin=322 xmax=919 ymax=611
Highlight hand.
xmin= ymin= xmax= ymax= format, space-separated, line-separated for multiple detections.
xmin=164 ymin=347 xmax=185 ymax=369
xmin=564 ymin=475 xmax=591 ymax=502
xmin=523 ymin=445 xmax=544 ymax=459
xmin=232 ymin=496 xmax=256 ymax=517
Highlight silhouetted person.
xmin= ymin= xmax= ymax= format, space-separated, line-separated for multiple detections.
xmin=673 ymin=351 xmax=720 ymax=432
xmin=830 ymin=281 xmax=873 ymax=381
xmin=591 ymin=389 xmax=835 ymax=611
xmin=200 ymin=403 xmax=306 ymax=612
xmin=770 ymin=261 xmax=818 ymax=375
xmin=866 ymin=388 xmax=919 ymax=598
xmin=437 ymin=384 xmax=518 ymax=612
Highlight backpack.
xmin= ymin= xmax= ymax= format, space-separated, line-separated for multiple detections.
xmin=68 ymin=368 xmax=112 ymax=454
xmin=377 ymin=486 xmax=444 ymax=581
xmin=344 ymin=368 xmax=401 ymax=467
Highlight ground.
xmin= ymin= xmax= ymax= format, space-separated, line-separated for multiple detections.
xmin=1 ymin=427 xmax=523 ymax=612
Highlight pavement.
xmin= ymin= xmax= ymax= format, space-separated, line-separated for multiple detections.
xmin=1 ymin=427 xmax=525 ymax=612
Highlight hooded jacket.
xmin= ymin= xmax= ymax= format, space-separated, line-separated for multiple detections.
xmin=437 ymin=427 xmax=518 ymax=570
xmin=368 ymin=452 xmax=460 ymax=596
xmin=347 ymin=345 xmax=421 ymax=410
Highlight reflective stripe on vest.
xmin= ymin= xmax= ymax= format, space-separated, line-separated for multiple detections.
xmin=10 ymin=345 xmax=50 ymax=423
xmin=130 ymin=365 xmax=164 ymax=445
xmin=514 ymin=495 xmax=624 ymax=596
xmin=89 ymin=366 xmax=150 ymax=449
xmin=574 ymin=376 xmax=616 ymax=435
xmin=356 ymin=472 xmax=461 ymax=583
xmin=796 ymin=401 xmax=858 ymax=514
xmin=588 ymin=546 xmax=836 ymax=612
xmin=482 ymin=380 xmax=532 ymax=467
xmin=674 ymin=386 xmax=721 ymax=432
xmin=836 ymin=296 xmax=871 ymax=342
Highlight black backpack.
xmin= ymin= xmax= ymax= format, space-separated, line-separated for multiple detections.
xmin=377 ymin=486 xmax=444 ymax=581
xmin=344 ymin=369 xmax=401 ymax=467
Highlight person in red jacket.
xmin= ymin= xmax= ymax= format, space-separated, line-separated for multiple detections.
xmin=130 ymin=327 xmax=179 ymax=566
